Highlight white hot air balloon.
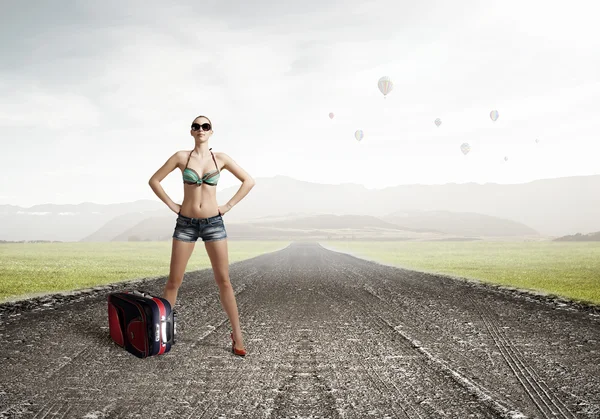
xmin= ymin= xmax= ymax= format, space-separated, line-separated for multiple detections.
xmin=355 ymin=130 xmax=364 ymax=142
xmin=377 ymin=76 xmax=393 ymax=98
xmin=434 ymin=118 xmax=441 ymax=127
xmin=460 ymin=143 xmax=471 ymax=155
xmin=329 ymin=112 xmax=334 ymax=119
xmin=490 ymin=110 xmax=499 ymax=121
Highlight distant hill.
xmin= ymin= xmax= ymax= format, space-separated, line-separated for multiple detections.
xmin=110 ymin=215 xmax=318 ymax=242
xmin=93 ymin=212 xmax=535 ymax=242
xmin=2 ymin=174 xmax=599 ymax=241
xmin=0 ymin=200 xmax=165 ymax=242
xmin=383 ymin=210 xmax=539 ymax=237
xmin=81 ymin=209 xmax=172 ymax=242
xmin=1 ymin=200 xmax=163 ymax=216
xmin=246 ymin=214 xmax=435 ymax=232
xmin=554 ymin=231 xmax=600 ymax=241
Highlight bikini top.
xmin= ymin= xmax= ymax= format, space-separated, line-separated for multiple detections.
xmin=182 ymin=148 xmax=220 ymax=186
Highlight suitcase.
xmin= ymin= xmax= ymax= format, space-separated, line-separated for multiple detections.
xmin=107 ymin=290 xmax=177 ymax=358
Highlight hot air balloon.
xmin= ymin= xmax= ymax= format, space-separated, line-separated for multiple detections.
xmin=434 ymin=118 xmax=442 ymax=127
xmin=355 ymin=130 xmax=364 ymax=142
xmin=490 ymin=110 xmax=499 ymax=121
xmin=460 ymin=143 xmax=471 ymax=155
xmin=329 ymin=112 xmax=334 ymax=119
xmin=535 ymin=138 xmax=539 ymax=143
xmin=377 ymin=76 xmax=393 ymax=98
xmin=504 ymin=156 xmax=508 ymax=161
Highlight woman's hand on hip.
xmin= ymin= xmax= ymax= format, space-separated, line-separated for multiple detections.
xmin=218 ymin=205 xmax=229 ymax=216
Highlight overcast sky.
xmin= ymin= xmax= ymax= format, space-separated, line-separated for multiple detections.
xmin=1 ymin=0 xmax=599 ymax=207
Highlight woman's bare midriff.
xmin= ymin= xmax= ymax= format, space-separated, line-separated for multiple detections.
xmin=179 ymin=183 xmax=221 ymax=218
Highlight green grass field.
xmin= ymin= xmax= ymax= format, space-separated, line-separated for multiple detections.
xmin=0 ymin=241 xmax=291 ymax=303
xmin=322 ymin=241 xmax=600 ymax=306
xmin=1 ymin=240 xmax=599 ymax=306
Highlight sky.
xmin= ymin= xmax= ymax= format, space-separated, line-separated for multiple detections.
xmin=1 ymin=0 xmax=599 ymax=207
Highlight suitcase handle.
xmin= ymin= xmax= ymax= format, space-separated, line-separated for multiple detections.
xmin=164 ymin=312 xmax=176 ymax=345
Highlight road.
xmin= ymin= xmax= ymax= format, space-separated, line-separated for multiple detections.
xmin=1 ymin=242 xmax=599 ymax=418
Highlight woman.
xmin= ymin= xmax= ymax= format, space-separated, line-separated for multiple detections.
xmin=148 ymin=115 xmax=255 ymax=357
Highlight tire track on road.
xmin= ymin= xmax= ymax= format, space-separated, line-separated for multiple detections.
xmin=472 ymin=301 xmax=578 ymax=419
xmin=270 ymin=329 xmax=339 ymax=419
xmin=263 ymin=246 xmax=341 ymax=418
xmin=328 ymin=260 xmax=527 ymax=419
xmin=365 ymin=303 xmax=515 ymax=418
xmin=353 ymin=335 xmax=422 ymax=418
xmin=324 ymin=247 xmax=599 ymax=418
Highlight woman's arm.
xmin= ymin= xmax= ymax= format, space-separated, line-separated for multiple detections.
xmin=148 ymin=152 xmax=182 ymax=213
xmin=220 ymin=153 xmax=255 ymax=212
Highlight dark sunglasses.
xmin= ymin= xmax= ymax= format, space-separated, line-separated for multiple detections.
xmin=191 ymin=123 xmax=211 ymax=131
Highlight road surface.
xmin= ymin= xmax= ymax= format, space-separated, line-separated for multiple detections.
xmin=1 ymin=242 xmax=599 ymax=418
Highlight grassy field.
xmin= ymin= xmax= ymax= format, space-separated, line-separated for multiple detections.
xmin=1 ymin=240 xmax=599 ymax=306
xmin=322 ymin=241 xmax=600 ymax=306
xmin=0 ymin=241 xmax=291 ymax=303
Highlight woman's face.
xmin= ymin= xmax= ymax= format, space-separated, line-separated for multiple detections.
xmin=190 ymin=117 xmax=213 ymax=142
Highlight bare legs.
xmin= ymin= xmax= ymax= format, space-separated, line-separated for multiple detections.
xmin=163 ymin=237 xmax=245 ymax=351
xmin=205 ymin=239 xmax=245 ymax=350
xmin=162 ymin=238 xmax=195 ymax=308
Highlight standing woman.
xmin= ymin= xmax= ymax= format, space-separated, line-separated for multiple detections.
xmin=148 ymin=115 xmax=255 ymax=356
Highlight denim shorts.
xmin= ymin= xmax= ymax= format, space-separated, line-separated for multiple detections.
xmin=172 ymin=212 xmax=228 ymax=243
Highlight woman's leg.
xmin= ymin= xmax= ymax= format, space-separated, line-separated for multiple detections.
xmin=162 ymin=238 xmax=196 ymax=308
xmin=204 ymin=238 xmax=245 ymax=350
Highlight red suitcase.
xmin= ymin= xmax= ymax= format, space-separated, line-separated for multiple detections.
xmin=107 ymin=290 xmax=176 ymax=358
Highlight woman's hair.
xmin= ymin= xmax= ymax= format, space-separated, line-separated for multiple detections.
xmin=193 ymin=115 xmax=213 ymax=130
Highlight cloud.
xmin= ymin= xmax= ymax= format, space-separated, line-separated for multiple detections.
xmin=1 ymin=0 xmax=599 ymax=207
xmin=0 ymin=81 xmax=101 ymax=130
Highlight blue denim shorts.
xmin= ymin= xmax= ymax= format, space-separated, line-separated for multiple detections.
xmin=172 ymin=212 xmax=227 ymax=243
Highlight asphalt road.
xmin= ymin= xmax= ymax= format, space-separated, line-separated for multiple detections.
xmin=1 ymin=242 xmax=599 ymax=418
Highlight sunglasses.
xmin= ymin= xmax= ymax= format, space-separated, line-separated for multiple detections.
xmin=191 ymin=123 xmax=212 ymax=131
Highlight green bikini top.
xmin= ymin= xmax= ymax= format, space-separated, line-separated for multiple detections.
xmin=182 ymin=148 xmax=220 ymax=186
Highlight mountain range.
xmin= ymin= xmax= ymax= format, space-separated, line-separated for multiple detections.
xmin=1 ymin=174 xmax=598 ymax=242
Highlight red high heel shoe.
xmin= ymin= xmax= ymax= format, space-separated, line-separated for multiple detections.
xmin=230 ymin=332 xmax=247 ymax=357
